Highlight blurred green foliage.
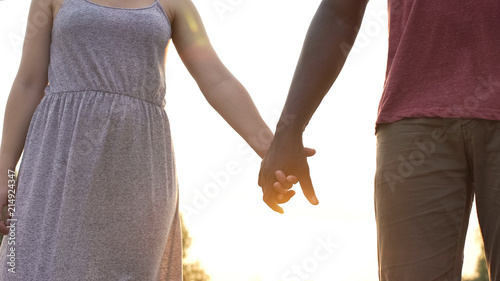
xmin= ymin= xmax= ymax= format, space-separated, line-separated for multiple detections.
xmin=181 ymin=214 xmax=211 ymax=281
xmin=463 ymin=229 xmax=489 ymax=281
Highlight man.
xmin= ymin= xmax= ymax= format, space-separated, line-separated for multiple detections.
xmin=258 ymin=0 xmax=500 ymax=280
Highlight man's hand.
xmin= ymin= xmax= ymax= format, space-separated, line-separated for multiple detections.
xmin=258 ymin=133 xmax=318 ymax=214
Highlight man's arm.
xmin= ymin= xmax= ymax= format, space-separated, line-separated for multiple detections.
xmin=258 ymin=0 xmax=369 ymax=213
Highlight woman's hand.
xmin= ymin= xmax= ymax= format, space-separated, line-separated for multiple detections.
xmin=0 ymin=166 xmax=17 ymax=236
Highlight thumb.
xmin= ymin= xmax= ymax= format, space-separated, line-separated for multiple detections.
xmin=304 ymin=147 xmax=316 ymax=157
xmin=298 ymin=171 xmax=319 ymax=205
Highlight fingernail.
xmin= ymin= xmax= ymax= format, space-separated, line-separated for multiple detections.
xmin=311 ymin=195 xmax=319 ymax=205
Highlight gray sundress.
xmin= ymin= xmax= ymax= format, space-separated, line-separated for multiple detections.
xmin=0 ymin=0 xmax=182 ymax=279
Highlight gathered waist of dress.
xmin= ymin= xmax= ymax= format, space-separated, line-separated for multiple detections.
xmin=44 ymin=89 xmax=166 ymax=108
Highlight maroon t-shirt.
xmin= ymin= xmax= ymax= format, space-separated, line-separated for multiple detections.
xmin=376 ymin=0 xmax=500 ymax=132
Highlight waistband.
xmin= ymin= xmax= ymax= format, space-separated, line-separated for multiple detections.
xmin=45 ymin=89 xmax=165 ymax=108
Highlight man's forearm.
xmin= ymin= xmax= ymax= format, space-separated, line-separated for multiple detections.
xmin=276 ymin=0 xmax=369 ymax=136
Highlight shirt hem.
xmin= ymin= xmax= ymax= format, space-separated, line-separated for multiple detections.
xmin=374 ymin=108 xmax=500 ymax=135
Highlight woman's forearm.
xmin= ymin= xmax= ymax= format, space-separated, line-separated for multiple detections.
xmin=202 ymin=75 xmax=273 ymax=159
xmin=0 ymin=82 xmax=44 ymax=170
xmin=168 ymin=0 xmax=273 ymax=158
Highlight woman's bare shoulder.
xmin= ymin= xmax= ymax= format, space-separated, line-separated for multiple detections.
xmin=159 ymin=0 xmax=178 ymax=23
xmin=159 ymin=0 xmax=196 ymax=25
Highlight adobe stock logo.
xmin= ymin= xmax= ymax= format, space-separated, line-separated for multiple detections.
xmin=281 ymin=234 xmax=341 ymax=281
xmin=213 ymin=0 xmax=245 ymax=21
xmin=383 ymin=129 xmax=447 ymax=193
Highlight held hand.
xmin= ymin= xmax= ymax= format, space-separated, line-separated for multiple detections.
xmin=273 ymin=147 xmax=316 ymax=201
xmin=258 ymin=135 xmax=318 ymax=214
xmin=270 ymin=147 xmax=316 ymax=205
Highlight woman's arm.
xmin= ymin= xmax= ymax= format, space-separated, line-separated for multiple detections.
xmin=166 ymin=0 xmax=272 ymax=158
xmin=0 ymin=0 xmax=53 ymax=234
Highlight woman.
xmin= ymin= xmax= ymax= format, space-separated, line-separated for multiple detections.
xmin=0 ymin=0 xmax=311 ymax=279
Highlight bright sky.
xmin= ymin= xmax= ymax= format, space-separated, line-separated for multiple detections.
xmin=0 ymin=0 xmax=484 ymax=280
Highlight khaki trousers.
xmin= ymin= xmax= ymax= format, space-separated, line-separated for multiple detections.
xmin=375 ymin=118 xmax=500 ymax=281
